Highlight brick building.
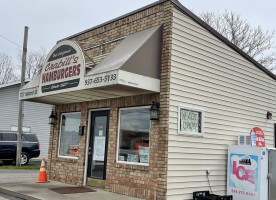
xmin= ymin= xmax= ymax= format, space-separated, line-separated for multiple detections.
xmin=20 ymin=0 xmax=276 ymax=199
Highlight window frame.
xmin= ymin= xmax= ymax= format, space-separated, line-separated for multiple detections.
xmin=58 ymin=112 xmax=81 ymax=159
xmin=178 ymin=105 xmax=204 ymax=137
xmin=116 ymin=106 xmax=151 ymax=166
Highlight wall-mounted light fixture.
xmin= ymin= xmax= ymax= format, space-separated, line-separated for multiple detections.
xmin=267 ymin=112 xmax=272 ymax=120
xmin=150 ymin=100 xmax=160 ymax=120
xmin=49 ymin=111 xmax=57 ymax=125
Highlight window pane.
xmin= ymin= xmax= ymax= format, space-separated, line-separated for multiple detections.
xmin=179 ymin=107 xmax=203 ymax=135
xmin=1 ymin=133 xmax=16 ymax=141
xmin=23 ymin=134 xmax=38 ymax=142
xmin=118 ymin=108 xmax=150 ymax=164
xmin=91 ymin=116 xmax=107 ymax=179
xmin=59 ymin=113 xmax=81 ymax=157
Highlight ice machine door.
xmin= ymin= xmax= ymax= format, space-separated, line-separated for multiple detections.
xmin=269 ymin=149 xmax=276 ymax=200
xmin=227 ymin=145 xmax=269 ymax=200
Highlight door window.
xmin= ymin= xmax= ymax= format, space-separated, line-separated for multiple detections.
xmin=87 ymin=110 xmax=109 ymax=180
xmin=90 ymin=116 xmax=107 ymax=179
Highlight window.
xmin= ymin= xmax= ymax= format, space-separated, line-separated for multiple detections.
xmin=178 ymin=106 xmax=204 ymax=136
xmin=117 ymin=107 xmax=150 ymax=165
xmin=0 ymin=133 xmax=16 ymax=141
xmin=22 ymin=134 xmax=38 ymax=142
xmin=58 ymin=113 xmax=81 ymax=158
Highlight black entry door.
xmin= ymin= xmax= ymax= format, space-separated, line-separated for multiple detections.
xmin=87 ymin=110 xmax=109 ymax=180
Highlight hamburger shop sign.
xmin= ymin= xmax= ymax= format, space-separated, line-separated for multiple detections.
xmin=19 ymin=40 xmax=85 ymax=100
xmin=39 ymin=40 xmax=85 ymax=94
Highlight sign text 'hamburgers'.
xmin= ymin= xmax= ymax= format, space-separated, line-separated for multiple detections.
xmin=39 ymin=41 xmax=85 ymax=94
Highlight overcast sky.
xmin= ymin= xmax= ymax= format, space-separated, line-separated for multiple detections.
xmin=1 ymin=0 xmax=275 ymax=62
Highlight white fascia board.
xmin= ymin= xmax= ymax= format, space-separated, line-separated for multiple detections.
xmin=117 ymin=70 xmax=160 ymax=92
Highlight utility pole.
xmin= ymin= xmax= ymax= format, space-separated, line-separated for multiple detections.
xmin=16 ymin=26 xmax=28 ymax=166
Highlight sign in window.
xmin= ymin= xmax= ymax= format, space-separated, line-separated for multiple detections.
xmin=178 ymin=106 xmax=204 ymax=136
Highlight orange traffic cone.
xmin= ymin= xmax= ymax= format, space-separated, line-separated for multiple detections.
xmin=36 ymin=158 xmax=48 ymax=183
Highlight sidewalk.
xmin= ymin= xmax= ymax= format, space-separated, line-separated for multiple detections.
xmin=0 ymin=169 xmax=142 ymax=200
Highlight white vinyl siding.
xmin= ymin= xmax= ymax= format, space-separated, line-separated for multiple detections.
xmin=23 ymin=101 xmax=52 ymax=159
xmin=167 ymin=8 xmax=276 ymax=200
xmin=0 ymin=84 xmax=51 ymax=159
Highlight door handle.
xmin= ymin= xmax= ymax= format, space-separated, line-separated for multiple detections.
xmin=88 ymin=152 xmax=92 ymax=155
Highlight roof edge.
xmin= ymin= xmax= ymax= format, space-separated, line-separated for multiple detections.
xmin=170 ymin=0 xmax=276 ymax=81
xmin=59 ymin=0 xmax=276 ymax=81
xmin=58 ymin=0 xmax=168 ymax=43
xmin=0 ymin=79 xmax=31 ymax=89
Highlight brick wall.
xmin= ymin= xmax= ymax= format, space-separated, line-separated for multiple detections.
xmin=47 ymin=1 xmax=173 ymax=199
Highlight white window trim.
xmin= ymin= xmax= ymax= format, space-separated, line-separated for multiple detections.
xmin=178 ymin=105 xmax=204 ymax=137
xmin=58 ymin=112 xmax=81 ymax=159
xmin=116 ymin=106 xmax=151 ymax=166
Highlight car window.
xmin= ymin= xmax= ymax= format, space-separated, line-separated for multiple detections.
xmin=23 ymin=134 xmax=38 ymax=142
xmin=0 ymin=133 xmax=16 ymax=141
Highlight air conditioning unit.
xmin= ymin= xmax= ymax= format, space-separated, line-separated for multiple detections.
xmin=238 ymin=135 xmax=251 ymax=146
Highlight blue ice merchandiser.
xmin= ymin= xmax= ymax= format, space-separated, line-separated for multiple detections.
xmin=227 ymin=145 xmax=276 ymax=200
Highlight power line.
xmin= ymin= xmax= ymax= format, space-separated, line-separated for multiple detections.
xmin=0 ymin=33 xmax=22 ymax=48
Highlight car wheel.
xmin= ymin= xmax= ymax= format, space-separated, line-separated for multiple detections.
xmin=21 ymin=152 xmax=30 ymax=165
xmin=2 ymin=160 xmax=14 ymax=165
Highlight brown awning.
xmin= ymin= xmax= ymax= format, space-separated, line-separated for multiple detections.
xmin=86 ymin=25 xmax=162 ymax=79
xmin=19 ymin=26 xmax=162 ymax=105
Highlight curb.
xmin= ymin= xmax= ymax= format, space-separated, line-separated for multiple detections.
xmin=0 ymin=187 xmax=40 ymax=200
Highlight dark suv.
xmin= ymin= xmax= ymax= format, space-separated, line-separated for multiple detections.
xmin=0 ymin=131 xmax=40 ymax=165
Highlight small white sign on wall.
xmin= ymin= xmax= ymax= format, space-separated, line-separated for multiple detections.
xmin=180 ymin=109 xmax=199 ymax=133
xmin=178 ymin=106 xmax=204 ymax=136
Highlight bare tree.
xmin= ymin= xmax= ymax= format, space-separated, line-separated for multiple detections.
xmin=200 ymin=11 xmax=276 ymax=71
xmin=17 ymin=48 xmax=47 ymax=79
xmin=0 ymin=53 xmax=17 ymax=84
